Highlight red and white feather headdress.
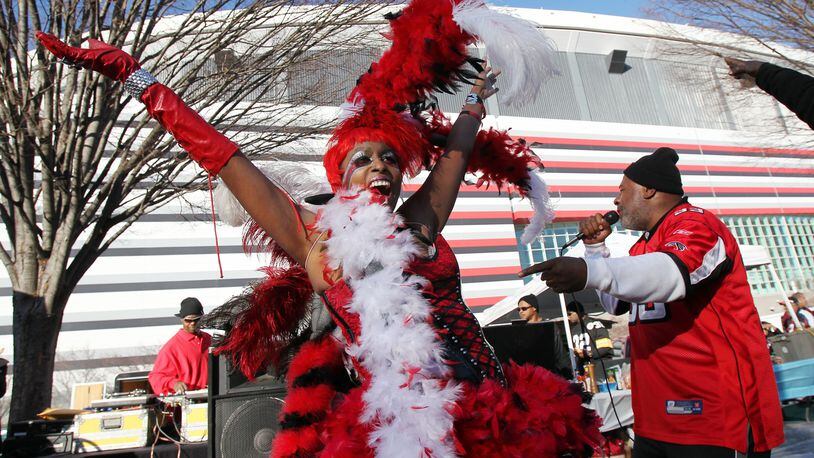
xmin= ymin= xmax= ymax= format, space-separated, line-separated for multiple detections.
xmin=322 ymin=0 xmax=557 ymax=242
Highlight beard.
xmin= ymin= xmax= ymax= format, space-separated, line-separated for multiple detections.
xmin=620 ymin=205 xmax=648 ymax=231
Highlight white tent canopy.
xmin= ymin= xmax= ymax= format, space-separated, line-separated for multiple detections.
xmin=476 ymin=232 xmax=640 ymax=326
xmin=476 ymin=234 xmax=798 ymax=328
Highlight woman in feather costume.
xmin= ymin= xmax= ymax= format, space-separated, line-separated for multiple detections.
xmin=38 ymin=1 xmax=601 ymax=456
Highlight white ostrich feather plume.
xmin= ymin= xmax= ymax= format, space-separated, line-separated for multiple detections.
xmin=213 ymin=161 xmax=332 ymax=227
xmin=452 ymin=0 xmax=558 ymax=108
xmin=520 ymin=169 xmax=556 ymax=244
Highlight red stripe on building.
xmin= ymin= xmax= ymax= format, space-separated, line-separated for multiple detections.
xmin=459 ymin=266 xmax=519 ymax=277
xmin=547 ymin=185 xmax=814 ymax=195
xmin=448 ymin=211 xmax=514 ymax=220
xmin=710 ymin=207 xmax=814 ymax=216
xmin=461 ymin=296 xmax=504 ymax=308
xmin=522 ymin=136 xmax=814 ymax=158
xmin=446 ymin=238 xmax=518 ymax=248
xmin=513 ymin=207 xmax=814 ymax=223
xmin=543 ymin=160 xmax=814 ymax=176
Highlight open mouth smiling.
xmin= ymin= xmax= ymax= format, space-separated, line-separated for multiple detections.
xmin=368 ymin=178 xmax=392 ymax=196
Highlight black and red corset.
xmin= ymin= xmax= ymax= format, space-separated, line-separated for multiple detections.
xmin=320 ymin=234 xmax=505 ymax=386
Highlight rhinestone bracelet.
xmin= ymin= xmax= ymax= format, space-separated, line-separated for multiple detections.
xmin=123 ymin=68 xmax=159 ymax=100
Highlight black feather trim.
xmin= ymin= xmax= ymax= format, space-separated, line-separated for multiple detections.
xmin=280 ymin=411 xmax=325 ymax=430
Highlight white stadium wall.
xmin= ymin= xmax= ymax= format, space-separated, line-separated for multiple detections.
xmin=1 ymin=8 xmax=813 ymax=384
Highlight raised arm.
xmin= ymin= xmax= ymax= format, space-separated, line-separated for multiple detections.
xmin=725 ymin=57 xmax=814 ymax=130
xmin=37 ymin=33 xmax=312 ymax=264
xmin=398 ymin=68 xmax=499 ymax=236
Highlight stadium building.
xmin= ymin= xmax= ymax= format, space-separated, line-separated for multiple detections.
xmin=2 ymin=8 xmax=813 ymax=397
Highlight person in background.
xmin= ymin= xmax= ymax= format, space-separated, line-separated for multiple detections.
xmin=516 ymin=294 xmax=572 ymax=379
xmin=517 ymin=294 xmax=543 ymax=323
xmin=567 ymin=300 xmax=613 ymax=365
xmin=149 ymin=298 xmax=211 ymax=395
xmin=761 ymin=321 xmax=784 ymax=365
xmin=779 ymin=292 xmax=814 ymax=332
xmin=761 ymin=321 xmax=782 ymax=338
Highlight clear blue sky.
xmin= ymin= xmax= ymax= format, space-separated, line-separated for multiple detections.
xmin=494 ymin=0 xmax=650 ymax=19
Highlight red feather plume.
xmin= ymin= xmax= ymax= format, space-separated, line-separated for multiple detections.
xmin=351 ymin=0 xmax=475 ymax=108
xmin=213 ymin=264 xmax=313 ymax=379
xmin=426 ymin=110 xmax=543 ymax=195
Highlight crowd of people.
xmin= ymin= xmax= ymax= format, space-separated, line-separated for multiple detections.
xmin=33 ymin=0 xmax=814 ymax=455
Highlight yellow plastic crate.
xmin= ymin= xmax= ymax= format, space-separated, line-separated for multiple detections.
xmin=73 ymin=407 xmax=154 ymax=452
xmin=181 ymin=402 xmax=208 ymax=442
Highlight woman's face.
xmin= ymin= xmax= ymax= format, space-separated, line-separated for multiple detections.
xmin=339 ymin=141 xmax=403 ymax=208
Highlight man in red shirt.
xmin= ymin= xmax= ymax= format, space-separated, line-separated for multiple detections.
xmin=149 ymin=298 xmax=211 ymax=395
xmin=520 ymin=148 xmax=784 ymax=457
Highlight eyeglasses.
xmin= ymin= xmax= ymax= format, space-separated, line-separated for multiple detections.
xmin=517 ymin=306 xmax=533 ymax=312
xmin=183 ymin=318 xmax=201 ymax=323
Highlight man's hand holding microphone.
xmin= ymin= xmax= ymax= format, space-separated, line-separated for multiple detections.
xmin=517 ymin=212 xmax=618 ymax=293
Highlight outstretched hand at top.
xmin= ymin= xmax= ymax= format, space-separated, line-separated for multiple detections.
xmin=724 ymin=57 xmax=764 ymax=82
xmin=36 ymin=32 xmax=141 ymax=83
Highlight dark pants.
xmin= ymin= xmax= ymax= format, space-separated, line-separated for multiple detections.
xmin=632 ymin=434 xmax=771 ymax=458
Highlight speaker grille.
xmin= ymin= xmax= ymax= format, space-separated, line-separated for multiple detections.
xmin=216 ymin=394 xmax=284 ymax=458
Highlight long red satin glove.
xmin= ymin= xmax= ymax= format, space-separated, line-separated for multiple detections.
xmin=36 ymin=32 xmax=238 ymax=174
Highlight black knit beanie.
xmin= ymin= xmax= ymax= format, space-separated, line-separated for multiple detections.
xmin=623 ymin=147 xmax=684 ymax=195
xmin=519 ymin=294 xmax=539 ymax=312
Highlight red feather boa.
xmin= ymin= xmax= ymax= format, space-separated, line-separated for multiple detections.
xmin=213 ymin=264 xmax=312 ymax=378
xmin=272 ymin=335 xmax=345 ymax=458
xmin=426 ymin=111 xmax=543 ymax=195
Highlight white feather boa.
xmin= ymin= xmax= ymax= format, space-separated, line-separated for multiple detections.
xmin=316 ymin=190 xmax=461 ymax=458
xmin=452 ymin=0 xmax=558 ymax=108
xmin=520 ymin=169 xmax=556 ymax=244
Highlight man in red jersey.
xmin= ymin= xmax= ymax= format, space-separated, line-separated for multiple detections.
xmin=520 ymin=148 xmax=783 ymax=457
xmin=149 ymin=298 xmax=211 ymax=395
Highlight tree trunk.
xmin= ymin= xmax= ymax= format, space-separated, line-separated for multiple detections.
xmin=9 ymin=291 xmax=61 ymax=423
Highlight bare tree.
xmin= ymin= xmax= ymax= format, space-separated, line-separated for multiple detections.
xmin=0 ymin=0 xmax=388 ymax=422
xmin=652 ymin=1 xmax=814 ymax=73
xmin=646 ymin=0 xmax=814 ymax=141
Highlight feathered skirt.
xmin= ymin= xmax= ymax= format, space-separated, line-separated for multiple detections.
xmin=271 ymin=335 xmax=602 ymax=458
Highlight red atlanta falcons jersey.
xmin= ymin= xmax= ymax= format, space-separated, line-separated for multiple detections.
xmin=624 ymin=200 xmax=783 ymax=452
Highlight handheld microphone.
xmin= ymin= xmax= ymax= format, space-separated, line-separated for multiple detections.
xmin=560 ymin=211 xmax=619 ymax=251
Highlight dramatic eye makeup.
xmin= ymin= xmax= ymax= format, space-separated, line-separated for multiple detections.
xmin=350 ymin=150 xmax=372 ymax=168
xmin=380 ymin=150 xmax=400 ymax=167
xmin=342 ymin=149 xmax=401 ymax=187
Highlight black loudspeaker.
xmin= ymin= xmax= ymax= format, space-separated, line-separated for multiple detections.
xmin=2 ymin=420 xmax=73 ymax=456
xmin=484 ymin=321 xmax=560 ymax=371
xmin=208 ymin=352 xmax=286 ymax=458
